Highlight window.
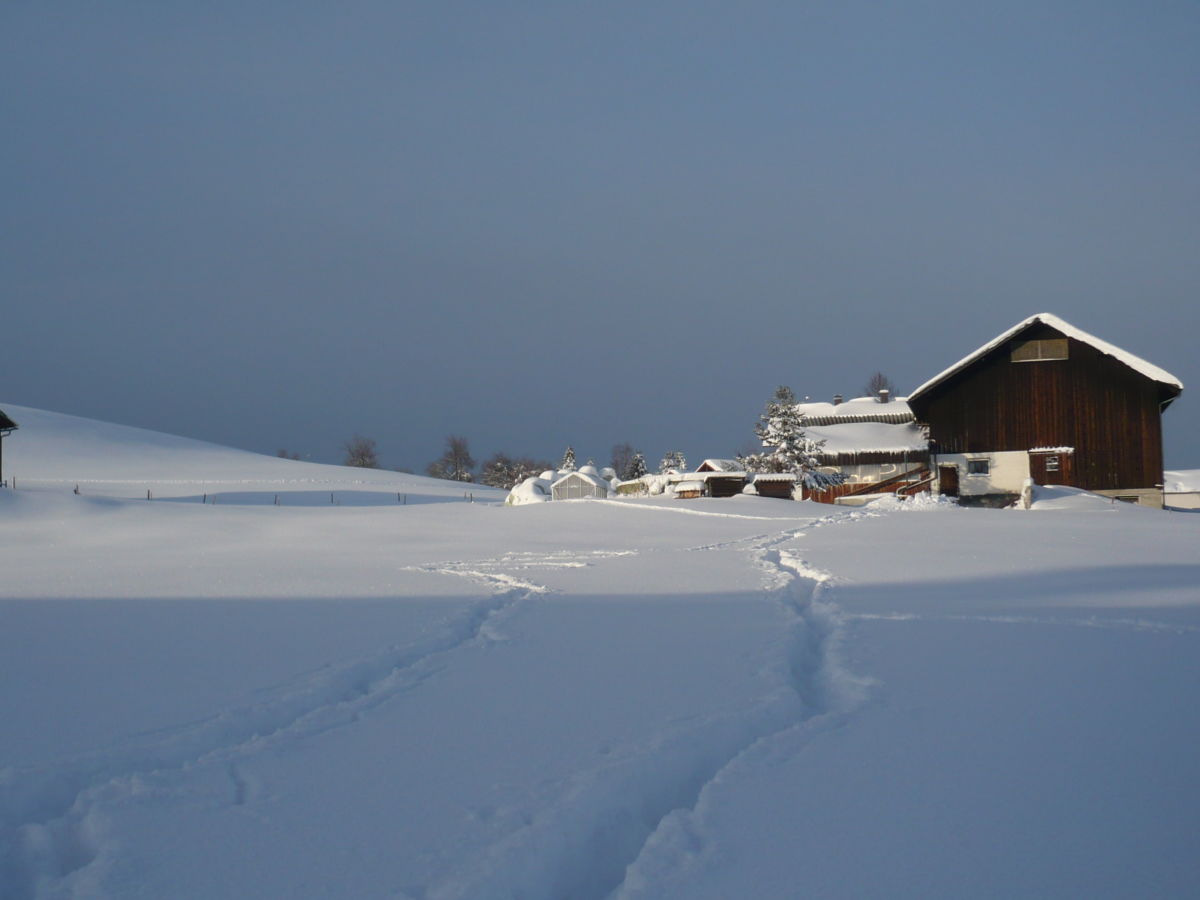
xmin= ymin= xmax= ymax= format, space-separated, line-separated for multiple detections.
xmin=967 ymin=459 xmax=990 ymax=475
xmin=1011 ymin=338 xmax=1068 ymax=362
xmin=1044 ymin=455 xmax=1060 ymax=472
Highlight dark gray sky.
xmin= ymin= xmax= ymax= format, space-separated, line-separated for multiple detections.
xmin=4 ymin=2 xmax=1198 ymax=470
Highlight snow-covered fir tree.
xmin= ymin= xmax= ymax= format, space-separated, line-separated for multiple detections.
xmin=739 ymin=385 xmax=845 ymax=488
xmin=560 ymin=446 xmax=576 ymax=471
xmin=658 ymin=450 xmax=687 ymax=474
xmin=627 ymin=451 xmax=648 ymax=480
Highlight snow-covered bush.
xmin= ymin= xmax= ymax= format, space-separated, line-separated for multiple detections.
xmin=505 ymin=475 xmax=552 ymax=506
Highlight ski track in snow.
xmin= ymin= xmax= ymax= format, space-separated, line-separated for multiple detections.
xmin=1 ymin=520 xmax=875 ymax=900
xmin=422 ymin=519 xmax=872 ymax=900
xmin=0 ymin=564 xmax=551 ymax=900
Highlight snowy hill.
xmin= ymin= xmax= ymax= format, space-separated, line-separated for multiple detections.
xmin=0 ymin=403 xmax=502 ymax=505
xmin=1 ymin=406 xmax=1198 ymax=898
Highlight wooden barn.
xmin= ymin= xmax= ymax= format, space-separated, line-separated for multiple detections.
xmin=907 ymin=313 xmax=1182 ymax=508
xmin=0 ymin=407 xmax=17 ymax=487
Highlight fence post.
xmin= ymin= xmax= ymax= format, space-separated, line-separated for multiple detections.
xmin=147 ymin=489 xmax=152 ymax=501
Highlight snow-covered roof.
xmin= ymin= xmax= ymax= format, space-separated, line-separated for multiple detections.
xmin=696 ymin=459 xmax=741 ymax=472
xmin=1164 ymin=469 xmax=1200 ymax=493
xmin=674 ymin=481 xmax=704 ymax=492
xmin=909 ymin=313 xmax=1183 ymax=403
xmin=753 ymin=473 xmax=797 ymax=482
xmin=795 ymin=397 xmax=914 ymax=426
xmin=552 ymin=470 xmax=608 ymax=490
xmin=804 ymin=421 xmax=928 ymax=456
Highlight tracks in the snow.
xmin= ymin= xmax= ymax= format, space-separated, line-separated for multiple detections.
xmin=423 ymin=524 xmax=868 ymax=900
xmin=0 ymin=564 xmax=549 ymax=900
xmin=0 ymin=527 xmax=867 ymax=900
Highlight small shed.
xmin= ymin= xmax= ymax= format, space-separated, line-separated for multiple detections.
xmin=551 ymin=468 xmax=610 ymax=500
xmin=753 ymin=473 xmax=797 ymax=500
xmin=0 ymin=408 xmax=17 ymax=487
xmin=674 ymin=480 xmax=704 ymax=499
xmin=701 ymin=471 xmax=748 ymax=498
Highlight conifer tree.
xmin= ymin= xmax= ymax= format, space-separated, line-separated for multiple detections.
xmin=739 ymin=385 xmax=845 ymax=488
xmin=658 ymin=450 xmax=687 ymax=474
xmin=560 ymin=446 xmax=576 ymax=471
xmin=627 ymin=451 xmax=648 ymax=480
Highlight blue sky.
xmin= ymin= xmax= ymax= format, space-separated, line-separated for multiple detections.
xmin=4 ymin=2 xmax=1198 ymax=470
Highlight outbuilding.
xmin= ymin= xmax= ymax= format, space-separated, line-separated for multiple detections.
xmin=795 ymin=393 xmax=930 ymax=503
xmin=752 ymin=473 xmax=797 ymax=500
xmin=0 ymin=407 xmax=17 ymax=487
xmin=551 ymin=467 xmax=610 ymax=501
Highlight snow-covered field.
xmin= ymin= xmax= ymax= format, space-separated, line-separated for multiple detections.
xmin=2 ymin=405 xmax=1198 ymax=899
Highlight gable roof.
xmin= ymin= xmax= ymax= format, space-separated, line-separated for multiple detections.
xmin=0 ymin=408 xmax=17 ymax=432
xmin=696 ymin=459 xmax=741 ymax=472
xmin=551 ymin=469 xmax=608 ymax=490
xmin=908 ymin=313 xmax=1183 ymax=407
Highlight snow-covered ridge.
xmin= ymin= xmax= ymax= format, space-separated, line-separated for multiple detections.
xmin=0 ymin=403 xmax=503 ymax=503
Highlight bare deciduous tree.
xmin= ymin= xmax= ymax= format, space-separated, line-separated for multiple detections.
xmin=864 ymin=371 xmax=895 ymax=397
xmin=428 ymin=435 xmax=475 ymax=482
xmin=343 ymin=435 xmax=379 ymax=468
xmin=610 ymin=443 xmax=636 ymax=480
xmin=479 ymin=453 xmax=553 ymax=489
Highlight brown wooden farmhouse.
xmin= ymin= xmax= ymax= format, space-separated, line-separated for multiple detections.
xmin=907 ymin=313 xmax=1182 ymax=508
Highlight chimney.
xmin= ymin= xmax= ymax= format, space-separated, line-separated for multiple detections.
xmin=879 ymin=388 xmax=890 ymax=404
xmin=832 ymin=394 xmax=843 ymax=406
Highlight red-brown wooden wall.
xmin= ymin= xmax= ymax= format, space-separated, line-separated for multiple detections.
xmin=910 ymin=323 xmax=1168 ymax=492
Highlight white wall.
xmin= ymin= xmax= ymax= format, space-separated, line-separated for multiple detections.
xmin=936 ymin=451 xmax=1029 ymax=497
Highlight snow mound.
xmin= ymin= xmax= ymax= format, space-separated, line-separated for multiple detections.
xmin=1029 ymin=485 xmax=1141 ymax=511
xmin=506 ymin=475 xmax=551 ymax=505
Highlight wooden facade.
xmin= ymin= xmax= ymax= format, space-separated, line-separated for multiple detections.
xmin=753 ymin=475 xmax=796 ymax=500
xmin=909 ymin=320 xmax=1180 ymax=495
xmin=704 ymin=474 xmax=748 ymax=498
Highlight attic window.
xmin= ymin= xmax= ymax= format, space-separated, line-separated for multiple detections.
xmin=1011 ymin=338 xmax=1068 ymax=362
